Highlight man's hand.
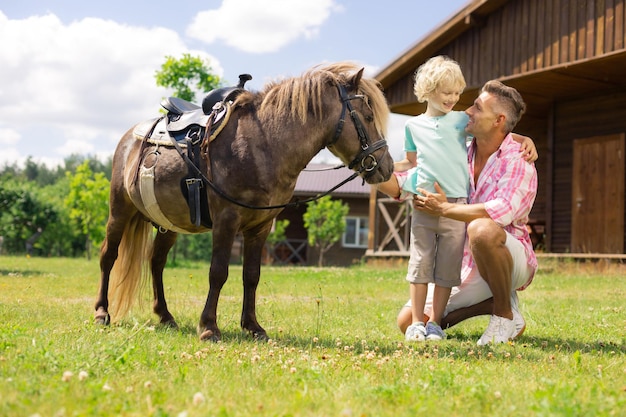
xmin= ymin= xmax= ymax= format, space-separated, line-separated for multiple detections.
xmin=414 ymin=182 xmax=448 ymax=216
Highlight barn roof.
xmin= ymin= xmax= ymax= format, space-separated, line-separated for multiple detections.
xmin=376 ymin=0 xmax=509 ymax=89
xmin=376 ymin=0 xmax=626 ymax=118
xmin=294 ymin=164 xmax=371 ymax=197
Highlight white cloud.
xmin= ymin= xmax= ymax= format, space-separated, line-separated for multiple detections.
xmin=0 ymin=127 xmax=21 ymax=167
xmin=0 ymin=127 xmax=21 ymax=145
xmin=0 ymin=147 xmax=23 ymax=168
xmin=0 ymin=11 xmax=224 ymax=166
xmin=187 ymin=0 xmax=342 ymax=53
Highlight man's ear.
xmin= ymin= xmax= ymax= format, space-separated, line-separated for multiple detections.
xmin=494 ymin=114 xmax=506 ymax=128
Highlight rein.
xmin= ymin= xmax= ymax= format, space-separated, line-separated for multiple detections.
xmin=170 ymin=83 xmax=388 ymax=211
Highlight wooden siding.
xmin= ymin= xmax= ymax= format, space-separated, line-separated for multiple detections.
xmin=551 ymin=91 xmax=626 ymax=252
xmin=451 ymin=0 xmax=626 ymax=84
xmin=385 ymin=0 xmax=626 ymax=107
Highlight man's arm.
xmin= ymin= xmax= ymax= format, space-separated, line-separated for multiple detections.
xmin=415 ymin=182 xmax=489 ymax=223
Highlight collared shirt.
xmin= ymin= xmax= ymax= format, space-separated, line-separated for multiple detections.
xmin=462 ymin=133 xmax=538 ymax=289
xmin=402 ymin=111 xmax=469 ymax=197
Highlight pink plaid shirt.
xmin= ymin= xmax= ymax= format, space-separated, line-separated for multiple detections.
xmin=462 ymin=133 xmax=538 ymax=290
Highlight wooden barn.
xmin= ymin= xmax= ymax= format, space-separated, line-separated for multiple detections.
xmin=369 ymin=0 xmax=626 ymax=258
xmin=267 ymin=164 xmax=373 ymax=266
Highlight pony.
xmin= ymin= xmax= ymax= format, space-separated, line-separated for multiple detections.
xmin=94 ymin=62 xmax=395 ymax=341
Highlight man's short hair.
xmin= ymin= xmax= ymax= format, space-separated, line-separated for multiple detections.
xmin=481 ymin=80 xmax=526 ymax=133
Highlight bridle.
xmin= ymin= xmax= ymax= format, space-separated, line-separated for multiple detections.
xmin=172 ymin=82 xmax=389 ymax=210
xmin=328 ymin=83 xmax=389 ymax=180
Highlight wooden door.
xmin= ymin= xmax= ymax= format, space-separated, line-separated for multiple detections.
xmin=571 ymin=134 xmax=625 ymax=253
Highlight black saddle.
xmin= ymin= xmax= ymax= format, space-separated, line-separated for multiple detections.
xmin=202 ymin=73 xmax=252 ymax=114
xmin=158 ymin=73 xmax=253 ymax=136
xmin=156 ymin=73 xmax=253 ymax=145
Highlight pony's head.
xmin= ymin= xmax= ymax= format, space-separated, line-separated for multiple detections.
xmin=256 ymin=62 xmax=394 ymax=184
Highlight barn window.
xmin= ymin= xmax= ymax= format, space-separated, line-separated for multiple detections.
xmin=343 ymin=216 xmax=368 ymax=248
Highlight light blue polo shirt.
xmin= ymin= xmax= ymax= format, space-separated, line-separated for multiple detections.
xmin=402 ymin=110 xmax=470 ymax=198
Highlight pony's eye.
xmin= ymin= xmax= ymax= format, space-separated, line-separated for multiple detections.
xmin=364 ymin=114 xmax=374 ymax=122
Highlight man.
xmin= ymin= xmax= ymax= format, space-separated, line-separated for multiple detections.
xmin=397 ymin=80 xmax=538 ymax=345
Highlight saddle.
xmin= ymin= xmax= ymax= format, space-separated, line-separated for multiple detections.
xmin=134 ymin=73 xmax=253 ymax=146
xmin=132 ymin=74 xmax=252 ymax=230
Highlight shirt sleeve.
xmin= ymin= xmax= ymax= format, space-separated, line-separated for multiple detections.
xmin=483 ymin=155 xmax=538 ymax=227
xmin=403 ymin=122 xmax=417 ymax=153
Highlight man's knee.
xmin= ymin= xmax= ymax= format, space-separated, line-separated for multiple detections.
xmin=397 ymin=306 xmax=412 ymax=334
xmin=467 ymin=218 xmax=504 ymax=250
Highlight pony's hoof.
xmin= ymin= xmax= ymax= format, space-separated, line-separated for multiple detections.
xmin=252 ymin=332 xmax=269 ymax=342
xmin=160 ymin=319 xmax=179 ymax=330
xmin=94 ymin=308 xmax=110 ymax=325
xmin=199 ymin=329 xmax=221 ymax=342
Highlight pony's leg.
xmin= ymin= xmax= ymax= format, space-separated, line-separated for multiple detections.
xmin=94 ymin=212 xmax=132 ymax=325
xmin=198 ymin=222 xmax=237 ymax=342
xmin=240 ymin=224 xmax=273 ymax=341
xmin=151 ymin=230 xmax=178 ymax=328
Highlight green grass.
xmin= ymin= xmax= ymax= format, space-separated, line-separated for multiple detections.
xmin=0 ymin=256 xmax=624 ymax=416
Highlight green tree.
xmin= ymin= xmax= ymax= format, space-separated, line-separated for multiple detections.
xmin=38 ymin=178 xmax=83 ymax=257
xmin=170 ymin=233 xmax=213 ymax=265
xmin=265 ymin=219 xmax=290 ymax=264
xmin=155 ymin=53 xmax=223 ymax=102
xmin=0 ymin=180 xmax=58 ymax=255
xmin=65 ymin=161 xmax=110 ymax=259
xmin=303 ymin=196 xmax=349 ymax=267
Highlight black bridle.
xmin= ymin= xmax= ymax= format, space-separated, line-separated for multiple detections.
xmin=328 ymin=83 xmax=389 ymax=180
xmin=172 ymin=83 xmax=389 ymax=210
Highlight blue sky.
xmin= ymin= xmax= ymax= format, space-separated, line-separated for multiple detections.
xmin=0 ymin=0 xmax=469 ymax=167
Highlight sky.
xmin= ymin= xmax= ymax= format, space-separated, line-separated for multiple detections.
xmin=0 ymin=0 xmax=469 ymax=168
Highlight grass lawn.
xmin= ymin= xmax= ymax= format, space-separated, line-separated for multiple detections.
xmin=0 ymin=255 xmax=624 ymax=416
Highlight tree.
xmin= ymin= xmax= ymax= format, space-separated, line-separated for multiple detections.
xmin=155 ymin=53 xmax=223 ymax=103
xmin=0 ymin=181 xmax=58 ymax=255
xmin=65 ymin=161 xmax=110 ymax=260
xmin=303 ymin=196 xmax=349 ymax=267
xmin=265 ymin=219 xmax=290 ymax=264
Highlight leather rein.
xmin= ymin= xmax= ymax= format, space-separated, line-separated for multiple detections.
xmin=172 ymin=83 xmax=389 ymax=210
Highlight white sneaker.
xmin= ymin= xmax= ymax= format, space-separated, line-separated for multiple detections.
xmin=405 ymin=322 xmax=426 ymax=342
xmin=511 ymin=292 xmax=526 ymax=339
xmin=477 ymin=315 xmax=517 ymax=346
xmin=425 ymin=322 xmax=446 ymax=341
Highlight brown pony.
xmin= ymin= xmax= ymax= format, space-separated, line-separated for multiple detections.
xmin=95 ymin=62 xmax=394 ymax=341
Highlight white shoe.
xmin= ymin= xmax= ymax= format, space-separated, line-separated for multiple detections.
xmin=477 ymin=315 xmax=517 ymax=346
xmin=511 ymin=292 xmax=526 ymax=339
xmin=405 ymin=322 xmax=426 ymax=342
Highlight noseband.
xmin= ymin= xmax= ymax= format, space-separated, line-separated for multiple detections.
xmin=328 ymin=84 xmax=388 ymax=179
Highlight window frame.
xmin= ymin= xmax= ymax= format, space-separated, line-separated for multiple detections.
xmin=342 ymin=216 xmax=369 ymax=248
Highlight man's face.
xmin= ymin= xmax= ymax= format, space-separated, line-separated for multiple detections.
xmin=464 ymin=92 xmax=499 ymax=137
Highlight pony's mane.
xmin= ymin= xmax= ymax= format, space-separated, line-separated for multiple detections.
xmin=244 ymin=62 xmax=389 ymax=138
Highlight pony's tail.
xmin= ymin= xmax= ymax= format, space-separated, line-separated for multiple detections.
xmin=108 ymin=212 xmax=153 ymax=322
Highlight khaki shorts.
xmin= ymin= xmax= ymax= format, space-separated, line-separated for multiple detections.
xmin=405 ymin=198 xmax=467 ymax=288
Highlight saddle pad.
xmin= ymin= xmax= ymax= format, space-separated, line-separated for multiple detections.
xmin=133 ymin=117 xmax=185 ymax=147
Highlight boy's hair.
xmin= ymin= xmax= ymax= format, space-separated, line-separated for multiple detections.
xmin=481 ymin=80 xmax=526 ymax=133
xmin=413 ymin=56 xmax=466 ymax=103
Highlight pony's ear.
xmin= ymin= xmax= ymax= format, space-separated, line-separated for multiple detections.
xmin=350 ymin=68 xmax=364 ymax=89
